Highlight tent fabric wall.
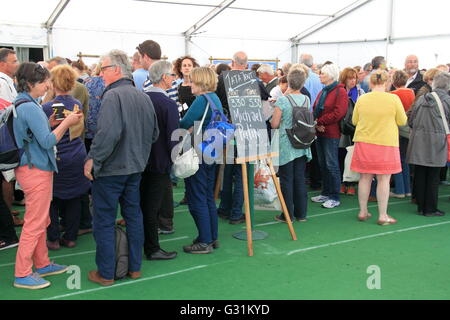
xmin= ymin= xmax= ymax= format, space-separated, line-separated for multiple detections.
xmin=0 ymin=0 xmax=449 ymax=69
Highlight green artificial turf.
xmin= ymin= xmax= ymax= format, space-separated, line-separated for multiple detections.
xmin=1 ymin=184 xmax=449 ymax=300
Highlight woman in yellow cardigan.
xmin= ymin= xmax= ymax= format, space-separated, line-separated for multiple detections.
xmin=351 ymin=71 xmax=407 ymax=225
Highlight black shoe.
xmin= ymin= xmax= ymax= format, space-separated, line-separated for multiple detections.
xmin=424 ymin=210 xmax=445 ymax=217
xmin=193 ymin=238 xmax=219 ymax=249
xmin=295 ymin=217 xmax=307 ymax=222
xmin=147 ymin=249 xmax=177 ymax=260
xmin=229 ymin=217 xmax=245 ymax=224
xmin=183 ymin=242 xmax=213 ymax=254
xmin=217 ymin=209 xmax=230 ymax=220
xmin=158 ymin=228 xmax=175 ymax=235
xmin=0 ymin=239 xmax=19 ymax=251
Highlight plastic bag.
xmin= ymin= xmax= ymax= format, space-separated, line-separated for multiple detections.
xmin=343 ymin=145 xmax=360 ymax=182
xmin=254 ymin=160 xmax=277 ymax=205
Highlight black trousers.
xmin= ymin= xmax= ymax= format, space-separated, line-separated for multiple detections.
xmin=48 ymin=197 xmax=81 ymax=241
xmin=307 ymin=140 xmax=322 ymax=188
xmin=140 ymin=171 xmax=174 ymax=256
xmin=414 ymin=165 xmax=441 ymax=214
xmin=0 ymin=181 xmax=18 ymax=242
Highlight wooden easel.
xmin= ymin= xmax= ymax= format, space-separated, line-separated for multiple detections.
xmin=237 ymin=152 xmax=297 ymax=256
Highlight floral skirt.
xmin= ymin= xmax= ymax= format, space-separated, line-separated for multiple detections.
xmin=351 ymin=142 xmax=401 ymax=174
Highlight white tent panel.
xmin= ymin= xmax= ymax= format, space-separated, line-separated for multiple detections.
xmin=190 ymin=36 xmax=291 ymax=65
xmin=0 ymin=0 xmax=60 ymax=26
xmin=232 ymin=0 xmax=353 ymax=15
xmin=300 ymin=0 xmax=390 ymax=43
xmin=52 ymin=27 xmax=186 ymax=65
xmin=0 ymin=25 xmax=47 ymax=47
xmin=392 ymin=0 xmax=449 ymax=38
xmin=197 ymin=9 xmax=323 ymax=40
xmin=298 ymin=41 xmax=387 ymax=69
xmin=53 ymin=0 xmax=214 ymax=34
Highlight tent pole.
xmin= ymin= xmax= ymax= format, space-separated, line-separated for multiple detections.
xmin=291 ymin=41 xmax=299 ymax=64
xmin=386 ymin=0 xmax=394 ymax=64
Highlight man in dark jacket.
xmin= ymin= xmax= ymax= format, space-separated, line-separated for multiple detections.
xmin=404 ymin=55 xmax=427 ymax=94
xmin=84 ymin=50 xmax=159 ymax=286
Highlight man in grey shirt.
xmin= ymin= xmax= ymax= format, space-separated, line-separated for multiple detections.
xmin=84 ymin=50 xmax=159 ymax=286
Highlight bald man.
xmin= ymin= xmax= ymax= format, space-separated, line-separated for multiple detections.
xmin=404 ymin=55 xmax=426 ymax=94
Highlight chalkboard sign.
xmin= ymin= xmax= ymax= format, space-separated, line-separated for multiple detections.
xmin=223 ymin=70 xmax=270 ymax=162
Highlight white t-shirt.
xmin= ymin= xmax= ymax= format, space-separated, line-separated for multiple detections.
xmin=0 ymin=72 xmax=17 ymax=102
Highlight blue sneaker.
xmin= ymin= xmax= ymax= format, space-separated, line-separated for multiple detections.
xmin=13 ymin=273 xmax=51 ymax=289
xmin=35 ymin=262 xmax=68 ymax=277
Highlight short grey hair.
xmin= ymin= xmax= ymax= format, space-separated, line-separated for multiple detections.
xmin=300 ymin=54 xmax=314 ymax=68
xmin=101 ymin=49 xmax=132 ymax=78
xmin=321 ymin=63 xmax=340 ymax=82
xmin=233 ymin=51 xmax=248 ymax=67
xmin=149 ymin=60 xmax=173 ymax=84
xmin=48 ymin=56 xmax=68 ymax=65
xmin=257 ymin=64 xmax=274 ymax=76
xmin=287 ymin=69 xmax=306 ymax=91
xmin=432 ymin=72 xmax=450 ymax=91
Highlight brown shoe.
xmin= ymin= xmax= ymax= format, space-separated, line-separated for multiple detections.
xmin=128 ymin=271 xmax=141 ymax=280
xmin=60 ymin=238 xmax=76 ymax=248
xmin=13 ymin=216 xmax=24 ymax=227
xmin=47 ymin=240 xmax=60 ymax=250
xmin=116 ymin=219 xmax=126 ymax=227
xmin=368 ymin=196 xmax=377 ymax=202
xmin=77 ymin=228 xmax=92 ymax=236
xmin=11 ymin=210 xmax=20 ymax=216
xmin=88 ymin=270 xmax=114 ymax=286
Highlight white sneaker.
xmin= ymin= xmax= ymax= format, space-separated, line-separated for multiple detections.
xmin=311 ymin=195 xmax=330 ymax=203
xmin=321 ymin=200 xmax=341 ymax=209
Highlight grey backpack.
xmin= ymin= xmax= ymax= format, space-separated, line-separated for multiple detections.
xmin=285 ymin=95 xmax=316 ymax=149
xmin=115 ymin=226 xmax=129 ymax=280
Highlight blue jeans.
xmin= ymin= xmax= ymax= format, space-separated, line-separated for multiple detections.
xmin=92 ymin=173 xmax=144 ymax=280
xmin=316 ymin=136 xmax=341 ymax=201
xmin=185 ymin=163 xmax=218 ymax=244
xmin=219 ymin=164 xmax=244 ymax=220
xmin=279 ymin=156 xmax=308 ymax=219
xmin=393 ymin=137 xmax=411 ymax=195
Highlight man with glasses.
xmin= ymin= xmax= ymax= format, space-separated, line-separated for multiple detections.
xmin=404 ymin=55 xmax=426 ymax=94
xmin=84 ymin=49 xmax=159 ymax=286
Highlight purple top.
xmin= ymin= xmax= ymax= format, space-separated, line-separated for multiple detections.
xmin=42 ymin=95 xmax=91 ymax=199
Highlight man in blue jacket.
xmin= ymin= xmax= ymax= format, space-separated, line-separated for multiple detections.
xmin=84 ymin=50 xmax=159 ymax=286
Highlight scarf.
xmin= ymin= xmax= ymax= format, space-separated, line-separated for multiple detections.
xmin=348 ymin=86 xmax=359 ymax=103
xmin=314 ymin=81 xmax=338 ymax=119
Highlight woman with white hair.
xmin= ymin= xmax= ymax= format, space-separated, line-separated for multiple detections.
xmin=311 ymin=63 xmax=348 ymax=209
xmin=141 ymin=60 xmax=180 ymax=260
xmin=406 ymin=72 xmax=450 ymax=217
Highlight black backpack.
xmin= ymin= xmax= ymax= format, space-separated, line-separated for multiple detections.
xmin=339 ymin=98 xmax=356 ymax=137
xmin=285 ymin=95 xmax=316 ymax=149
xmin=0 ymin=100 xmax=32 ymax=171
xmin=114 ymin=226 xmax=129 ymax=280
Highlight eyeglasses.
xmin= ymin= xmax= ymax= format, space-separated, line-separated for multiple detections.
xmin=100 ymin=65 xmax=116 ymax=72
xmin=166 ymin=73 xmax=177 ymax=77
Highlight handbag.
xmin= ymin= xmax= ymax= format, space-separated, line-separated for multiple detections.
xmin=431 ymin=92 xmax=450 ymax=162
xmin=172 ymin=100 xmax=210 ymax=179
xmin=343 ymin=145 xmax=360 ymax=182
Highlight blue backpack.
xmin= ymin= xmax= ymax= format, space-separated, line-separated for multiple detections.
xmin=0 ymin=100 xmax=32 ymax=171
xmin=198 ymin=94 xmax=235 ymax=157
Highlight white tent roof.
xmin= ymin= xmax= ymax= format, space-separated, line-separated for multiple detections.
xmin=1 ymin=0 xmax=449 ymax=69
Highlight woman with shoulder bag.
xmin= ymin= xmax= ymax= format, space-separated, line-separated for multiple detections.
xmin=179 ymin=67 xmax=223 ymax=254
xmin=12 ymin=62 xmax=83 ymax=289
xmin=406 ymin=72 xmax=450 ymax=217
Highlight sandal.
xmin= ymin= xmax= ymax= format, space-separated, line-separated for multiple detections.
xmin=357 ymin=213 xmax=372 ymax=222
xmin=377 ymin=215 xmax=397 ymax=226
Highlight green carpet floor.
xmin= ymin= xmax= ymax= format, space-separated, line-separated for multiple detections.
xmin=1 ymin=185 xmax=449 ymax=300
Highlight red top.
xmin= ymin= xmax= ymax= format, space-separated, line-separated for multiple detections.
xmin=0 ymin=97 xmax=11 ymax=110
xmin=391 ymin=88 xmax=415 ymax=112
xmin=313 ymin=83 xmax=349 ymax=139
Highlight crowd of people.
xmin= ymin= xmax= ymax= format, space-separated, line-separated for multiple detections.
xmin=1 ymin=41 xmax=450 ymax=289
